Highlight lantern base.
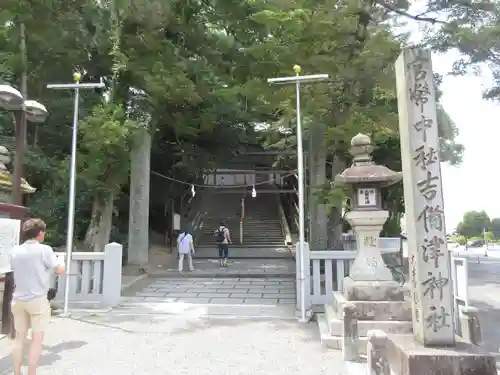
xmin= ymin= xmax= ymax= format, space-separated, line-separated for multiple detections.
xmin=381 ymin=334 xmax=496 ymax=375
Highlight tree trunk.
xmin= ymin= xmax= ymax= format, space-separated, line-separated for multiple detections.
xmin=308 ymin=122 xmax=328 ymax=250
xmin=84 ymin=191 xmax=115 ymax=252
xmin=327 ymin=154 xmax=346 ymax=249
xmin=127 ymin=125 xmax=151 ymax=266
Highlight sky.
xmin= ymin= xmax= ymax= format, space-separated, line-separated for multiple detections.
xmin=405 ymin=16 xmax=500 ymax=232
xmin=436 ymin=54 xmax=500 ymax=232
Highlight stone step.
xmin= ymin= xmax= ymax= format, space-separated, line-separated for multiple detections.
xmin=324 ymin=304 xmax=413 ymax=336
xmin=200 ymin=229 xmax=283 ymax=233
xmin=197 ymin=243 xmax=286 ymax=247
xmin=114 ymin=301 xmax=297 ymax=320
xmin=197 ymin=244 xmax=286 ymax=249
xmin=332 ymin=291 xmax=412 ymax=321
xmin=316 ymin=313 xmax=368 ymax=354
xmin=198 ymin=238 xmax=284 ymax=241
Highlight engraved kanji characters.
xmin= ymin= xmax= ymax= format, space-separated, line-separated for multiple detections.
xmin=410 ymin=81 xmax=430 ymax=109
xmin=425 ymin=305 xmax=450 ymax=332
xmin=413 ymin=116 xmax=433 ymax=142
xmin=417 ymin=205 xmax=444 ymax=233
xmin=413 ymin=145 xmax=438 ymax=170
xmin=408 ymin=49 xmax=431 ymax=111
xmin=417 ymin=171 xmax=439 ymax=201
xmin=422 ymin=271 xmax=449 ymax=300
xmin=421 ymin=236 xmax=445 ymax=268
xmin=364 ymin=236 xmax=376 ymax=247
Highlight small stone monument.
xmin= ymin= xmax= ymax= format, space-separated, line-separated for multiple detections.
xmin=321 ymin=133 xmax=413 ymax=357
xmin=381 ymin=46 xmax=496 ymax=375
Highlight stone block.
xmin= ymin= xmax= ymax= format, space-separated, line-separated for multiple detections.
xmin=325 ymin=304 xmax=413 ymax=336
xmin=316 ymin=313 xmax=368 ymax=354
xmin=386 ymin=334 xmax=497 ymax=375
xmin=343 ymin=277 xmax=406 ymax=301
xmin=332 ymin=292 xmax=411 ymax=321
xmin=342 ymin=302 xmax=359 ymax=361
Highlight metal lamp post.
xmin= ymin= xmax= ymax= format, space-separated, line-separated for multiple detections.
xmin=267 ymin=66 xmax=328 ymax=322
xmin=47 ymin=73 xmax=105 ymax=316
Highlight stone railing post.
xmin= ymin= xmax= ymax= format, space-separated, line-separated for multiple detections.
xmin=367 ymin=330 xmax=390 ymax=375
xmin=342 ymin=302 xmax=358 ymax=361
xmin=102 ymin=242 xmax=123 ymax=307
xmin=460 ymin=306 xmax=483 ymax=346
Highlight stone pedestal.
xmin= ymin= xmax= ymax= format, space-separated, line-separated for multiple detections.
xmin=317 ymin=286 xmax=413 ymax=354
xmin=345 ymin=210 xmax=393 ymax=282
xmin=385 ymin=334 xmax=496 ymax=375
xmin=324 ymin=207 xmax=413 ymax=355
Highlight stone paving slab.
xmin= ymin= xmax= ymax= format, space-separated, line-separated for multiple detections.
xmin=127 ymin=277 xmax=296 ymax=306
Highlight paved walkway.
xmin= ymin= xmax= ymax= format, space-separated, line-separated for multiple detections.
xmin=468 ymin=258 xmax=500 ymax=360
xmin=128 ymin=246 xmax=295 ymax=278
xmin=128 ymin=277 xmax=295 ymax=306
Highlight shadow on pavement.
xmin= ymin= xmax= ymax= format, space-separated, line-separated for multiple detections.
xmin=0 ymin=339 xmax=87 ymax=375
xmin=68 ymin=311 xmax=319 ymax=344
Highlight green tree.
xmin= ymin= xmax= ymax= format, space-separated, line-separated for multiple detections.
xmin=456 ymin=210 xmax=491 ymax=238
xmin=425 ymin=0 xmax=500 ymax=101
xmin=490 ymin=218 xmax=500 ymax=239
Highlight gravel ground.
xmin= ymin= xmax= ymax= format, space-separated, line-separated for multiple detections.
xmin=0 ymin=313 xmax=348 ymax=375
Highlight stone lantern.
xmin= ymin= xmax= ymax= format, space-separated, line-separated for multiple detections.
xmin=325 ymin=133 xmax=411 ymax=360
xmin=0 ymin=146 xmax=36 ymax=208
xmin=334 ymin=133 xmax=402 ymax=291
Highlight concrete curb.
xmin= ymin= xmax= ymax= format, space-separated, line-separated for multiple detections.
xmin=121 ymin=274 xmax=148 ymax=291
xmin=147 ymin=271 xmax=295 ymax=279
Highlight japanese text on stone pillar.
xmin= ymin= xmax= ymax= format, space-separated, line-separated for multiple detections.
xmin=407 ymin=48 xmax=453 ymax=339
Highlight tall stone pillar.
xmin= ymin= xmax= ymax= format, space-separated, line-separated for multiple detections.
xmin=307 ymin=122 xmax=327 ymax=250
xmin=327 ymin=154 xmax=345 ymax=250
xmin=381 ymin=46 xmax=495 ymax=375
xmin=128 ymin=125 xmax=151 ymax=266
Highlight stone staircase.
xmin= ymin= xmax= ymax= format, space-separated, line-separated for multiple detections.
xmin=196 ymin=186 xmax=286 ymax=249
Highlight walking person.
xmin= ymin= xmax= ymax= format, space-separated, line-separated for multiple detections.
xmin=215 ymin=220 xmax=231 ymax=267
xmin=9 ymin=218 xmax=65 ymax=375
xmin=177 ymin=228 xmax=195 ymax=273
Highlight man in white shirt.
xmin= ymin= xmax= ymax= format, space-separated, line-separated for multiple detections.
xmin=177 ymin=228 xmax=195 ymax=273
xmin=9 ymin=218 xmax=65 ymax=375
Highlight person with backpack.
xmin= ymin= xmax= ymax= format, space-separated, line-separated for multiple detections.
xmin=177 ymin=227 xmax=195 ymax=273
xmin=215 ymin=220 xmax=231 ymax=267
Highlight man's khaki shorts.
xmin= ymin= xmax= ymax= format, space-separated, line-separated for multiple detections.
xmin=11 ymin=296 xmax=50 ymax=333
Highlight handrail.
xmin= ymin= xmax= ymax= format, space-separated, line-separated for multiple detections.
xmin=240 ymin=197 xmax=245 ymax=244
xmin=277 ymin=194 xmax=293 ymax=246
